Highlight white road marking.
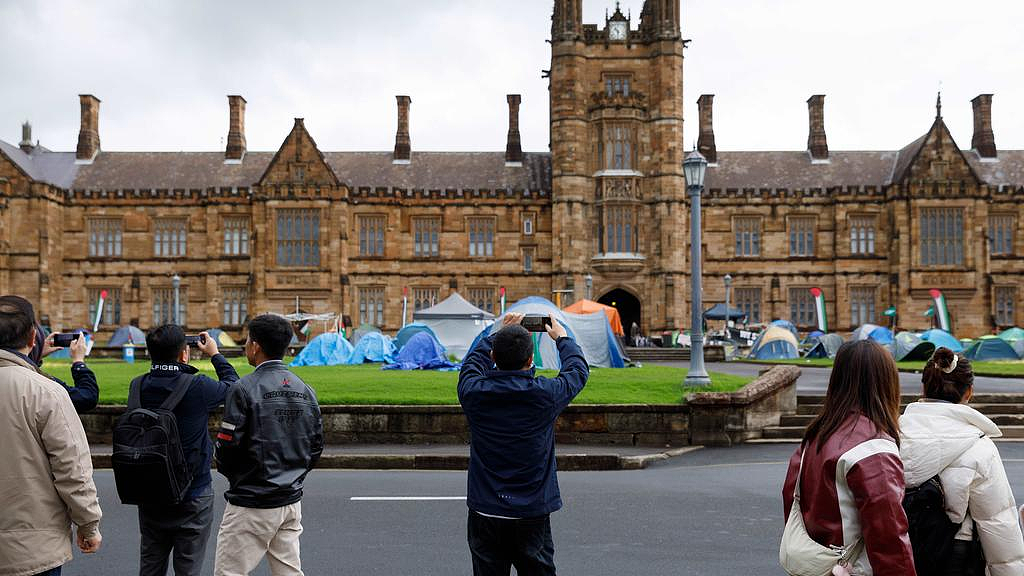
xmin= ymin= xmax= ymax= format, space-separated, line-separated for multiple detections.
xmin=350 ymin=496 xmax=467 ymax=501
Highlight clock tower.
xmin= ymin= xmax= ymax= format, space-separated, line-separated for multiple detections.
xmin=549 ymin=0 xmax=685 ymax=336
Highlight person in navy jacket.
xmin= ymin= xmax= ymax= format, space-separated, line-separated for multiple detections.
xmin=458 ymin=312 xmax=589 ymax=576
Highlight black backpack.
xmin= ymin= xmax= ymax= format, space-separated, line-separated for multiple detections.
xmin=112 ymin=372 xmax=194 ymax=506
xmin=903 ymin=474 xmax=986 ymax=576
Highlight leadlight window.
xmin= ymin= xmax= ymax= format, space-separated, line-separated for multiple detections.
xmin=87 ymin=288 xmax=121 ymax=326
xmin=989 ymin=214 xmax=1015 ymax=256
xmin=604 ymin=75 xmax=631 ymax=97
xmin=734 ymin=217 xmax=761 ymax=257
xmin=920 ymin=208 xmax=964 ymax=266
xmin=223 ymin=217 xmax=250 ymax=256
xmin=358 ymin=215 xmax=386 ymax=257
xmin=789 ymin=217 xmax=815 ymax=257
xmin=601 ymin=124 xmax=634 ymax=170
xmin=468 ymin=218 xmax=495 ymax=257
xmin=88 ymin=218 xmax=122 ymax=257
xmin=850 ymin=287 xmax=877 ymax=326
xmin=276 ymin=209 xmax=320 ymax=267
xmin=468 ymin=287 xmax=496 ymax=315
xmin=413 ymin=218 xmax=440 ymax=258
xmin=789 ymin=288 xmax=815 ymax=327
xmin=154 ymin=218 xmax=188 ymax=257
xmin=222 ymin=287 xmax=248 ymax=326
xmin=153 ymin=287 xmax=187 ymax=327
xmin=523 ymin=213 xmax=534 ymax=235
xmin=413 ymin=287 xmax=439 ymax=312
xmin=734 ymin=288 xmax=762 ymax=323
xmin=359 ymin=287 xmax=385 ymax=326
xmin=850 ymin=216 xmax=876 ymax=255
xmin=523 ymin=247 xmax=535 ymax=273
xmin=996 ymin=287 xmax=1016 ymax=326
xmin=602 ymin=205 xmax=636 ymax=253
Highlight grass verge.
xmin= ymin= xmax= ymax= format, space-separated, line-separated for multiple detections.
xmin=742 ymin=358 xmax=1024 ymax=378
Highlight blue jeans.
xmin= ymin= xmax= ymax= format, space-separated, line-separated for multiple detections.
xmin=35 ymin=567 xmax=61 ymax=576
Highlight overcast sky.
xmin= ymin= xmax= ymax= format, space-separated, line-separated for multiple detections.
xmin=2 ymin=0 xmax=1023 ymax=154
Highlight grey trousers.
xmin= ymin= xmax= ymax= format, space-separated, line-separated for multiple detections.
xmin=138 ymin=494 xmax=214 ymax=576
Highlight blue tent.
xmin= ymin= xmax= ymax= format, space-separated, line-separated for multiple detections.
xmin=748 ymin=326 xmax=800 ymax=360
xmin=919 ymin=329 xmax=964 ymax=352
xmin=771 ymin=319 xmax=799 ymax=337
xmin=347 ymin=332 xmax=396 ymax=364
xmin=964 ymin=337 xmax=1020 ymax=362
xmin=289 ymin=332 xmax=354 ymax=367
xmin=395 ymin=323 xmax=440 ymax=351
xmin=852 ymin=324 xmax=894 ymax=345
xmin=107 ymin=325 xmax=145 ymax=347
xmin=383 ymin=331 xmax=459 ymax=371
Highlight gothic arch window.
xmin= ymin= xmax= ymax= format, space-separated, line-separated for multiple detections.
xmin=598 ymin=123 xmax=636 ymax=171
xmin=600 ymin=204 xmax=638 ymax=254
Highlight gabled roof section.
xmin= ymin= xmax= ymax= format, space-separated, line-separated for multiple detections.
xmin=891 ymin=115 xmax=981 ymax=186
xmin=0 ymin=139 xmax=78 ymax=188
xmin=257 ymin=118 xmax=340 ymax=187
xmin=73 ymin=151 xmax=269 ymax=190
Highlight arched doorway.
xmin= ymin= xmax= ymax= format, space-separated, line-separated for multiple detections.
xmin=598 ymin=288 xmax=641 ymax=344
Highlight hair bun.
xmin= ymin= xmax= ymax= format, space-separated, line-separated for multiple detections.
xmin=931 ymin=347 xmax=956 ymax=370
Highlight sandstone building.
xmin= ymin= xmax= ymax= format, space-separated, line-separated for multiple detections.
xmin=0 ymin=1 xmax=1021 ymax=340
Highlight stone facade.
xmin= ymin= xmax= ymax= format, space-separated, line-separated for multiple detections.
xmin=1 ymin=1 xmax=1022 ymax=340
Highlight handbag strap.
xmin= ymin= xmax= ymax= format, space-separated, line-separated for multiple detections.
xmin=793 ymin=447 xmax=806 ymax=500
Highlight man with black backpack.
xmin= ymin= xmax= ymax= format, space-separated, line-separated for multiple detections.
xmin=116 ymin=324 xmax=239 ymax=576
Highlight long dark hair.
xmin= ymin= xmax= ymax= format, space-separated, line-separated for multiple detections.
xmin=922 ymin=347 xmax=973 ymax=403
xmin=803 ymin=339 xmax=902 ymax=448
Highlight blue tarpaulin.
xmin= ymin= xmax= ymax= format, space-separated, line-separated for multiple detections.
xmin=919 ymin=329 xmax=964 ymax=352
xmin=289 ymin=332 xmax=354 ymax=367
xmin=347 ymin=332 xmax=396 ymax=364
xmin=383 ymin=331 xmax=459 ymax=371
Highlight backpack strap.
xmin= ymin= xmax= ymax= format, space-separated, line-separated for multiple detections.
xmin=127 ymin=374 xmax=147 ymax=410
xmin=158 ymin=372 xmax=195 ymax=411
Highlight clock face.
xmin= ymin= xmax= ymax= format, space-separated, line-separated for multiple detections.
xmin=609 ymin=22 xmax=627 ymax=41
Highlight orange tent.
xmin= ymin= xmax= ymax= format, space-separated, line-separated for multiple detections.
xmin=563 ymin=299 xmax=625 ymax=336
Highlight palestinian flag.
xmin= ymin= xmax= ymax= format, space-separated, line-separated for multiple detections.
xmin=92 ymin=290 xmax=107 ymax=332
xmin=810 ymin=287 xmax=828 ymax=332
xmin=929 ymin=289 xmax=950 ymax=331
xmin=500 ymin=287 xmax=507 ymax=315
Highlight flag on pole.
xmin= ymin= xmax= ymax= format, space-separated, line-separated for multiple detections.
xmin=929 ymin=289 xmax=950 ymax=331
xmin=882 ymin=306 xmax=897 ymax=317
xmin=809 ymin=287 xmax=828 ymax=332
xmin=500 ymin=287 xmax=507 ymax=315
xmin=401 ymin=287 xmax=409 ymax=328
xmin=924 ymin=306 xmax=934 ymax=316
xmin=92 ymin=290 xmax=107 ymax=332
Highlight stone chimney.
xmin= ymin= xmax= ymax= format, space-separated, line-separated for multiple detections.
xmin=76 ymin=94 xmax=101 ymax=162
xmin=971 ymin=94 xmax=996 ymax=159
xmin=393 ymin=95 xmax=411 ymax=164
xmin=19 ymin=121 xmax=33 ymax=153
xmin=225 ymin=95 xmax=247 ymax=163
xmin=505 ymin=94 xmax=523 ymax=165
xmin=807 ymin=94 xmax=828 ymax=161
xmin=697 ymin=94 xmax=716 ymax=164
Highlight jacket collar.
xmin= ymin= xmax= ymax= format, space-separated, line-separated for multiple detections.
xmin=902 ymin=400 xmax=1001 ymax=438
xmin=0 ymin=348 xmax=40 ymax=372
xmin=255 ymin=359 xmax=285 ymax=372
xmin=149 ymin=361 xmax=199 ymax=376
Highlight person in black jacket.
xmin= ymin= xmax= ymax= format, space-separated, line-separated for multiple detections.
xmin=458 ymin=312 xmax=589 ymax=576
xmin=213 ymin=314 xmax=323 ymax=576
xmin=135 ymin=324 xmax=239 ymax=576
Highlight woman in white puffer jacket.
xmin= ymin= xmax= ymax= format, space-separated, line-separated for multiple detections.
xmin=900 ymin=347 xmax=1024 ymax=576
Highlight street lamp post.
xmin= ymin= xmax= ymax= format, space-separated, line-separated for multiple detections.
xmin=724 ymin=274 xmax=733 ymax=336
xmin=172 ymin=274 xmax=181 ymax=326
xmin=584 ymin=273 xmax=593 ymax=301
xmin=683 ymin=150 xmax=711 ymax=387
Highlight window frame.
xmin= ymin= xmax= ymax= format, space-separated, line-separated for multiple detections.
xmin=87 ymin=217 xmax=124 ymax=258
xmin=412 ymin=217 xmax=441 ymax=258
xmin=849 ymin=214 xmax=877 ymax=256
xmin=849 ymin=286 xmax=877 ymax=327
xmin=154 ymin=217 xmax=188 ymax=258
xmin=522 ymin=247 xmax=535 ymax=273
xmin=989 ymin=213 xmax=1016 ymax=256
xmin=919 ymin=207 xmax=965 ymax=267
xmin=788 ymin=287 xmax=816 ymax=328
xmin=467 ymin=217 xmax=496 ymax=258
xmin=788 ymin=216 xmax=816 ymax=258
xmin=467 ymin=286 xmax=497 ymax=315
xmin=358 ymin=286 xmax=386 ymax=327
xmin=222 ymin=286 xmax=249 ymax=326
xmin=223 ymin=216 xmax=251 ymax=257
xmin=275 ymin=208 xmax=321 ymax=268
xmin=995 ymin=286 xmax=1017 ymax=326
xmin=733 ymin=287 xmax=762 ymax=324
xmin=152 ymin=286 xmax=188 ymax=327
xmin=412 ymin=286 xmax=440 ymax=312
xmin=734 ymin=216 xmax=762 ymax=258
xmin=357 ymin=214 xmax=387 ymax=258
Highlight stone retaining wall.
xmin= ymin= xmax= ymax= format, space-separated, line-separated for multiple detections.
xmin=686 ymin=365 xmax=801 ymax=446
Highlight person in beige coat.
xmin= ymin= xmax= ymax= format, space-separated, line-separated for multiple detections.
xmin=0 ymin=296 xmax=102 ymax=576
xmin=900 ymin=347 xmax=1024 ymax=576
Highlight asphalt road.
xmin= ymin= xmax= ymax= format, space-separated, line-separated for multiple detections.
xmin=62 ymin=444 xmax=1024 ymax=575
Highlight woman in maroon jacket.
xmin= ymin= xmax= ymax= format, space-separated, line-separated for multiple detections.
xmin=782 ymin=339 xmax=916 ymax=575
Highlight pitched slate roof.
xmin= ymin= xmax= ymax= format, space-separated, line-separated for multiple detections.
xmin=71 ymin=152 xmax=272 ymax=190
xmin=705 ymin=150 xmax=898 ymax=190
xmin=0 ymin=140 xmax=78 ymax=188
xmin=324 ymin=151 xmax=551 ymax=192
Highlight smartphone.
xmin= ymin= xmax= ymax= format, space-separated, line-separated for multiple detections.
xmin=521 ymin=315 xmax=552 ymax=332
xmin=52 ymin=333 xmax=81 ymax=347
xmin=185 ymin=334 xmax=207 ymax=347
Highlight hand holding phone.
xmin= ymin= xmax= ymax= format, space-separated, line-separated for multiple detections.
xmin=521 ymin=315 xmax=552 ymax=332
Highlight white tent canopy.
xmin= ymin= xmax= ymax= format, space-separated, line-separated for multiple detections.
xmin=413 ymin=292 xmax=494 ymax=360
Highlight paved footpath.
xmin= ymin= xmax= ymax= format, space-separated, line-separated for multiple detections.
xmin=65 ymin=443 xmax=1024 ymax=575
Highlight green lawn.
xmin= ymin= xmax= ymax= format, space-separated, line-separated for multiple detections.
xmin=744 ymin=358 xmax=1024 ymax=378
xmin=43 ymin=358 xmax=751 ymax=405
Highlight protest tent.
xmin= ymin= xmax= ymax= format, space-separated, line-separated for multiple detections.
xmin=394 ymin=323 xmax=440 ymax=351
xmin=347 ymin=332 xmax=397 ymax=364
xmin=107 ymin=325 xmax=145 ymax=347
xmin=770 ymin=319 xmax=799 ymax=337
xmin=350 ymin=323 xmax=381 ymax=345
xmin=998 ymin=327 xmax=1024 ymax=343
xmin=748 ymin=325 xmax=800 ymax=360
xmin=919 ymin=329 xmax=964 ymax=352
xmin=963 ymin=336 xmax=1020 ymax=362
xmin=205 ymin=328 xmax=238 ymax=348
xmin=852 ymin=323 xmax=894 ymax=345
xmin=703 ymin=303 xmax=748 ymax=323
xmin=413 ymin=292 xmax=495 ymax=360
xmin=289 ymin=332 xmax=355 ymax=367
xmin=563 ymin=299 xmax=624 ymax=336
xmin=383 ymin=331 xmax=459 ymax=371
xmin=890 ymin=332 xmax=936 ymax=362
xmin=804 ymin=333 xmax=844 ymax=359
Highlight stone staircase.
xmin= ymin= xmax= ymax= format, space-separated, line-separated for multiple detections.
xmin=761 ymin=394 xmax=1024 ymax=441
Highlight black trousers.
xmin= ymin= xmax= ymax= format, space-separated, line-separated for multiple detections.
xmin=467 ymin=510 xmax=556 ymax=576
xmin=138 ymin=493 xmax=214 ymax=576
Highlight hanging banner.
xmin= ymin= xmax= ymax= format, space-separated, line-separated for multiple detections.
xmin=929 ymin=289 xmax=950 ymax=331
xmin=500 ymin=287 xmax=507 ymax=315
xmin=92 ymin=290 xmax=107 ymax=332
xmin=809 ymin=287 xmax=828 ymax=332
xmin=402 ymin=287 xmax=409 ymax=328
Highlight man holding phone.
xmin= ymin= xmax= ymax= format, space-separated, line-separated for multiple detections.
xmin=457 ymin=313 xmax=589 ymax=576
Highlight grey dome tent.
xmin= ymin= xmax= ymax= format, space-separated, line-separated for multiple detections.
xmin=107 ymin=325 xmax=145 ymax=347
xmin=413 ymin=292 xmax=495 ymax=360
xmin=889 ymin=332 xmax=936 ymax=362
xmin=804 ymin=333 xmax=844 ymax=359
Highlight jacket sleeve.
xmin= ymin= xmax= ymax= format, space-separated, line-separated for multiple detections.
xmin=38 ymin=385 xmax=102 ymax=537
xmin=968 ymin=440 xmax=1024 ymax=576
xmin=458 ymin=333 xmax=495 ymax=401
xmin=201 ymin=353 xmax=240 ymax=410
xmin=782 ymin=446 xmax=802 ymax=523
xmin=545 ymin=336 xmax=589 ymax=409
xmin=846 ymin=452 xmax=917 ymax=575
xmin=66 ymin=362 xmax=99 ymax=413
xmin=308 ymin=392 xmax=324 ymax=471
xmin=214 ymin=383 xmax=249 ymax=479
